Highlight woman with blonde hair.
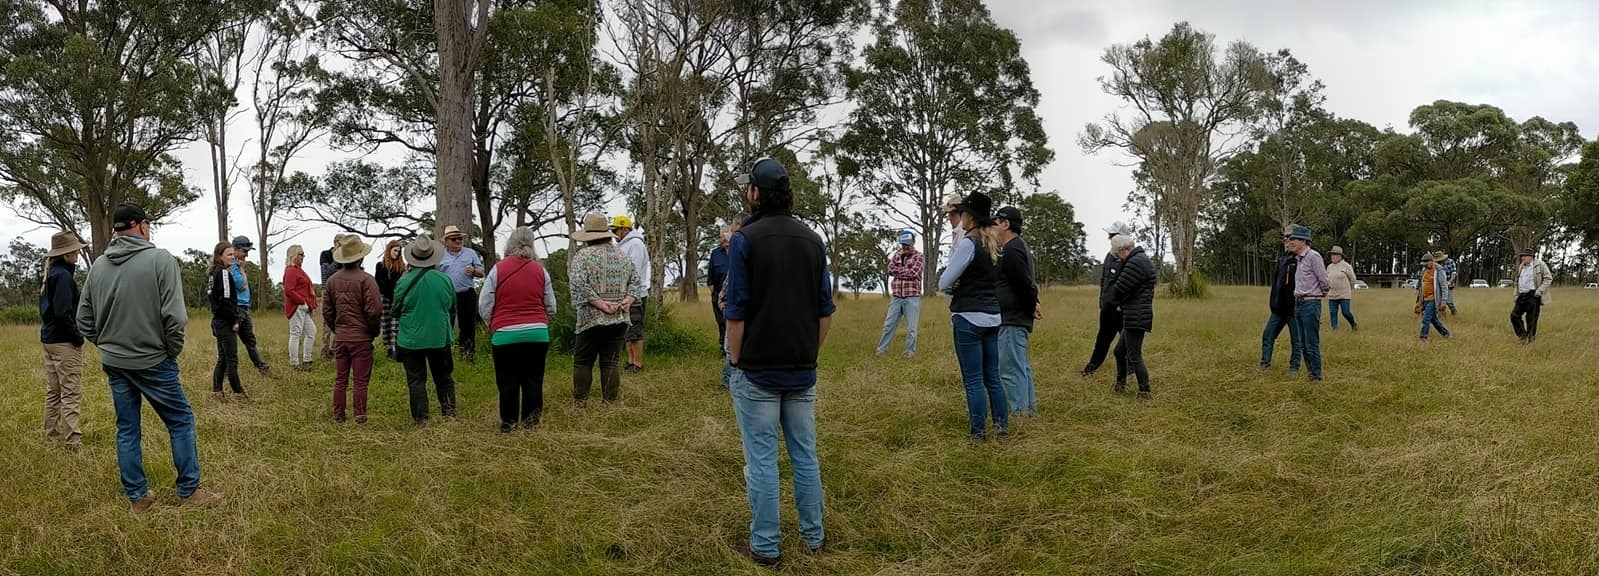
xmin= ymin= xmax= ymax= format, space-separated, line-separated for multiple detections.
xmin=938 ymin=192 xmax=1006 ymax=442
xmin=375 ymin=240 xmax=407 ymax=360
xmin=208 ymin=241 xmax=247 ymax=402
xmin=283 ymin=245 xmax=319 ymax=370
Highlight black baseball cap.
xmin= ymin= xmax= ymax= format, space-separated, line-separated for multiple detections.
xmin=734 ymin=158 xmax=789 ymax=191
xmin=995 ymin=206 xmax=1023 ymax=234
xmin=112 ymin=203 xmax=150 ymax=232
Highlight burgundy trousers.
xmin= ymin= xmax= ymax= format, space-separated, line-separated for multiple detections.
xmin=334 ymin=340 xmax=374 ymax=421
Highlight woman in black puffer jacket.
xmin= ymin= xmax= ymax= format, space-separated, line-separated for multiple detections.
xmin=1101 ymin=234 xmax=1156 ymax=398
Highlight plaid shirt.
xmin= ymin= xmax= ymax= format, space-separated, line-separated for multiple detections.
xmin=1441 ymin=258 xmax=1458 ymax=286
xmin=888 ymin=248 xmax=924 ymax=298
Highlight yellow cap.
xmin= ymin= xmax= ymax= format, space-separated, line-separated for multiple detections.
xmin=610 ymin=215 xmax=635 ymax=229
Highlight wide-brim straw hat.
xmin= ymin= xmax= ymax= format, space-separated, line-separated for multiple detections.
xmin=1431 ymin=251 xmax=1448 ymax=263
xmin=1328 ymin=246 xmax=1344 ymax=256
xmin=332 ymin=235 xmax=372 ymax=264
xmin=405 ymin=237 xmax=445 ymax=268
xmin=571 ymin=213 xmax=613 ymax=242
xmin=45 ymin=230 xmax=86 ymax=258
xmin=442 ymin=225 xmax=465 ymax=240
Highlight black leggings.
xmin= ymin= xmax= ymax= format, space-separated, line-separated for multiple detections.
xmin=1114 ymin=328 xmax=1150 ymax=393
xmin=212 ymin=322 xmax=244 ymax=393
xmin=492 ymin=341 xmax=549 ymax=426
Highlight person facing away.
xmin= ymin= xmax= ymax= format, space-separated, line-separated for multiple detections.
xmin=318 ymin=234 xmax=348 ymax=360
xmin=1284 ymin=225 xmax=1329 ymax=382
xmin=611 ymin=215 xmax=651 ymax=373
xmin=1102 ymin=233 xmax=1156 ymax=398
xmin=876 ymin=230 xmax=923 ymax=358
xmin=228 ymin=235 xmax=272 ymax=376
xmin=375 ymin=240 xmax=406 ymax=360
xmin=438 ymin=225 xmax=485 ymax=362
xmin=1415 ymin=252 xmax=1452 ymax=341
xmin=939 ymin=191 xmax=1008 ymax=443
xmin=709 ymin=223 xmax=734 ymax=353
xmin=1082 ymin=221 xmax=1132 ymax=378
xmin=77 ymin=203 xmax=222 ymax=512
xmin=1325 ymin=246 xmax=1359 ymax=331
xmin=1510 ymin=248 xmax=1552 ymax=344
xmin=283 ymin=245 xmax=319 ymax=370
xmin=725 ymin=157 xmax=835 ymax=567
xmin=40 ymin=229 xmax=88 ymax=449
xmin=994 ymin=206 xmax=1040 ymax=417
xmin=393 ymin=237 xmax=460 ymax=425
xmin=1258 ymin=229 xmax=1302 ymax=372
xmin=324 ymin=235 xmax=383 ymax=424
xmin=1439 ymin=252 xmax=1459 ymax=315
xmin=568 ymin=213 xmax=646 ymax=406
xmin=207 ymin=241 xmax=247 ymax=403
xmin=478 ymin=226 xmax=557 ymax=432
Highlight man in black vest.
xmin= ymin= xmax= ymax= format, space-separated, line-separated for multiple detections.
xmin=725 ymin=157 xmax=834 ymax=567
xmin=1258 ymin=227 xmax=1303 ymax=372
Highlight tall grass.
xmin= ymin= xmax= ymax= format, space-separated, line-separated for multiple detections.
xmin=3 ymin=286 xmax=1599 ymax=574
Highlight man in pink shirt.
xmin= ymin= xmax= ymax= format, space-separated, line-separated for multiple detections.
xmin=1285 ymin=225 xmax=1329 ymax=383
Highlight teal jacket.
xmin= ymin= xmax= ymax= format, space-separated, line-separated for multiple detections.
xmin=76 ymin=236 xmax=188 ymax=370
xmin=393 ymin=267 xmax=457 ymax=350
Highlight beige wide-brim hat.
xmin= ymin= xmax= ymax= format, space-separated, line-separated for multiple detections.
xmin=942 ymin=193 xmax=963 ymax=213
xmin=45 ymin=230 xmax=87 ymax=258
xmin=1431 ymin=251 xmax=1448 ymax=263
xmin=332 ymin=235 xmax=372 ymax=264
xmin=405 ymin=237 xmax=445 ymax=268
xmin=1328 ymin=246 xmax=1344 ymax=256
xmin=442 ymin=225 xmax=465 ymax=240
xmin=570 ymin=213 xmax=613 ymax=242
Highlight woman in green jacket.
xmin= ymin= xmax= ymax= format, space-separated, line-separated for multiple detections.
xmin=393 ymin=237 xmax=459 ymax=425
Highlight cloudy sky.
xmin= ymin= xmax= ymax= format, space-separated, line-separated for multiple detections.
xmin=5 ymin=0 xmax=1597 ymax=277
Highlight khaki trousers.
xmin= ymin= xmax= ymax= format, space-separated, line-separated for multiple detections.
xmin=42 ymin=343 xmax=84 ymax=445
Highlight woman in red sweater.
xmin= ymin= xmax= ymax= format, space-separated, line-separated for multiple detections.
xmin=284 ymin=245 xmax=320 ymax=370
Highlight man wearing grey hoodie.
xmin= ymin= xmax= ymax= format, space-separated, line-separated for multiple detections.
xmin=77 ymin=204 xmax=222 ymax=513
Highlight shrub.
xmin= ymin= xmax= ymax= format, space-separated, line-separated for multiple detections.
xmin=0 ymin=305 xmax=36 ymax=325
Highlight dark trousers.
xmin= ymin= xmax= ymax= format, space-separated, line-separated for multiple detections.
xmin=492 ymin=341 xmax=549 ymax=426
xmin=333 ymin=341 xmax=373 ymax=421
xmin=400 ymin=347 xmax=457 ymax=422
xmin=237 ymin=307 xmax=267 ymax=369
xmin=1114 ymin=328 xmax=1150 ymax=393
xmin=1511 ymin=292 xmax=1543 ymax=341
xmin=455 ymin=290 xmax=479 ymax=357
xmin=1084 ymin=306 xmax=1123 ymax=372
xmin=573 ymin=324 xmax=626 ymax=402
xmin=712 ymin=288 xmax=727 ymax=350
xmin=211 ymin=322 xmax=243 ymax=393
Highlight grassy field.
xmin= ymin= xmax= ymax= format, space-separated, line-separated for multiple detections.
xmin=4 ymin=285 xmax=1599 ymax=575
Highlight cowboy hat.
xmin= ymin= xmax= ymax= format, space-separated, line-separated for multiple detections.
xmin=442 ymin=225 xmax=465 ymax=240
xmin=954 ymin=192 xmax=995 ymax=226
xmin=1430 ymin=250 xmax=1448 ymax=263
xmin=332 ymin=235 xmax=371 ymax=264
xmin=572 ymin=213 xmax=614 ymax=242
xmin=45 ymin=230 xmax=86 ymax=258
xmin=942 ymin=193 xmax=963 ymax=214
xmin=405 ymin=237 xmax=444 ymax=268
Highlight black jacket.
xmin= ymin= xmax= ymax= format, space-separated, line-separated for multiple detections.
xmin=208 ymin=267 xmax=240 ymax=326
xmin=375 ymin=264 xmax=402 ymax=299
xmin=39 ymin=260 xmax=83 ymax=346
xmin=1268 ymin=252 xmax=1296 ymax=316
xmin=320 ymin=249 xmax=338 ymax=285
xmin=949 ymin=236 xmax=1001 ymax=314
xmin=733 ymin=212 xmax=831 ymax=384
xmin=1097 ymin=252 xmax=1119 ymax=305
xmin=997 ymin=236 xmax=1038 ymax=330
xmin=1102 ymin=247 xmax=1156 ymax=332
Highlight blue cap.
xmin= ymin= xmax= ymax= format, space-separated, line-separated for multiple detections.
xmin=898 ymin=230 xmax=915 ymax=245
xmin=734 ymin=158 xmax=789 ymax=191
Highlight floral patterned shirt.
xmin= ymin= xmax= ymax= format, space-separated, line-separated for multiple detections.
xmin=569 ymin=242 xmax=647 ymax=333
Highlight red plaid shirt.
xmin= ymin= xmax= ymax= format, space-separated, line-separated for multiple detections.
xmin=888 ymin=249 xmax=924 ymax=298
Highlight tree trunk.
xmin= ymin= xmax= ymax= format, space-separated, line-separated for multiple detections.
xmin=544 ymin=66 xmax=578 ymax=254
xmin=473 ymin=138 xmax=497 ymax=263
xmin=921 ymin=197 xmax=940 ymax=296
xmin=434 ymin=0 xmax=480 ymax=240
xmin=679 ymin=177 xmax=701 ymax=303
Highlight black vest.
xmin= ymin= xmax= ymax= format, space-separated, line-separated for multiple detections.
xmin=950 ymin=236 xmax=1000 ymax=314
xmin=736 ymin=213 xmax=828 ymax=372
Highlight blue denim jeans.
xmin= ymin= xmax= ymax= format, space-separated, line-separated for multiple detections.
xmin=1295 ymin=301 xmax=1323 ymax=379
xmin=1328 ymin=299 xmax=1356 ymax=330
xmin=103 ymin=359 xmax=201 ymax=502
xmin=729 ymin=369 xmax=824 ymax=559
xmin=953 ymin=315 xmax=1005 ymax=436
xmin=998 ymin=326 xmax=1035 ymax=415
xmin=875 ymin=296 xmax=921 ymax=356
xmin=1259 ymin=312 xmax=1303 ymax=370
xmin=1420 ymin=301 xmax=1451 ymax=340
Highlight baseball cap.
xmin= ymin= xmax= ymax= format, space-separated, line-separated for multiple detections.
xmin=231 ymin=235 xmax=254 ymax=251
xmin=995 ymin=206 xmax=1023 ymax=234
xmin=734 ymin=158 xmax=789 ymax=191
xmin=112 ymin=203 xmax=150 ymax=231
xmin=898 ymin=230 xmax=915 ymax=245
xmin=1102 ymin=221 xmax=1132 ymax=237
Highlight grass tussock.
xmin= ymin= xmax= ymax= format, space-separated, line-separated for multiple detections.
xmin=4 ymin=286 xmax=1599 ymax=574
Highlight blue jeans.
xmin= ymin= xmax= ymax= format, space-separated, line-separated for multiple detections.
xmin=1296 ymin=301 xmax=1323 ymax=379
xmin=875 ymin=296 xmax=921 ymax=356
xmin=953 ymin=315 xmax=1005 ymax=436
xmin=1328 ymin=299 xmax=1356 ymax=330
xmin=104 ymin=359 xmax=201 ymax=502
xmin=1259 ymin=312 xmax=1303 ymax=370
xmin=730 ymin=369 xmax=824 ymax=559
xmin=1420 ymin=301 xmax=1451 ymax=339
xmin=998 ymin=326 xmax=1035 ymax=415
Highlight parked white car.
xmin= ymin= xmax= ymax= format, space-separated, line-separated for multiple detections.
xmin=1470 ymin=279 xmax=1490 ymax=289
xmin=1401 ymin=279 xmax=1419 ymax=289
xmin=1498 ymin=279 xmax=1513 ymax=288
xmin=1586 ymin=283 xmax=1598 ymax=290
xmin=1353 ymin=280 xmax=1369 ymax=290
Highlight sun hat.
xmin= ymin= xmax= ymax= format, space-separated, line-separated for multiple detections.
xmin=1287 ymin=225 xmax=1312 ymax=242
xmin=942 ymin=193 xmax=963 ymax=214
xmin=332 ymin=235 xmax=371 ymax=264
xmin=405 ymin=237 xmax=444 ymax=268
xmin=572 ymin=213 xmax=614 ymax=242
xmin=954 ymin=192 xmax=995 ymax=226
xmin=1328 ymin=246 xmax=1344 ymax=256
xmin=1430 ymin=250 xmax=1448 ymax=263
xmin=441 ymin=225 xmax=465 ymax=240
xmin=45 ymin=230 xmax=86 ymax=258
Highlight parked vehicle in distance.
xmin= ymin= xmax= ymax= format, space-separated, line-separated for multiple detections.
xmin=1498 ymin=279 xmax=1513 ymax=288
xmin=1470 ymin=279 xmax=1490 ymax=289
xmin=1586 ymin=283 xmax=1598 ymax=290
xmin=1354 ymin=280 xmax=1369 ymax=290
xmin=1402 ymin=279 xmax=1419 ymax=289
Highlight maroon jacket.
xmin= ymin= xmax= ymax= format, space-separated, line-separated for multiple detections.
xmin=322 ymin=268 xmax=383 ymax=342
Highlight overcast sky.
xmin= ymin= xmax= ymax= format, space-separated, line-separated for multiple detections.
xmin=4 ymin=0 xmax=1596 ymax=278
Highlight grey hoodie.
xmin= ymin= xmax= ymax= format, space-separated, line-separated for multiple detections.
xmin=76 ymin=235 xmax=188 ymax=370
